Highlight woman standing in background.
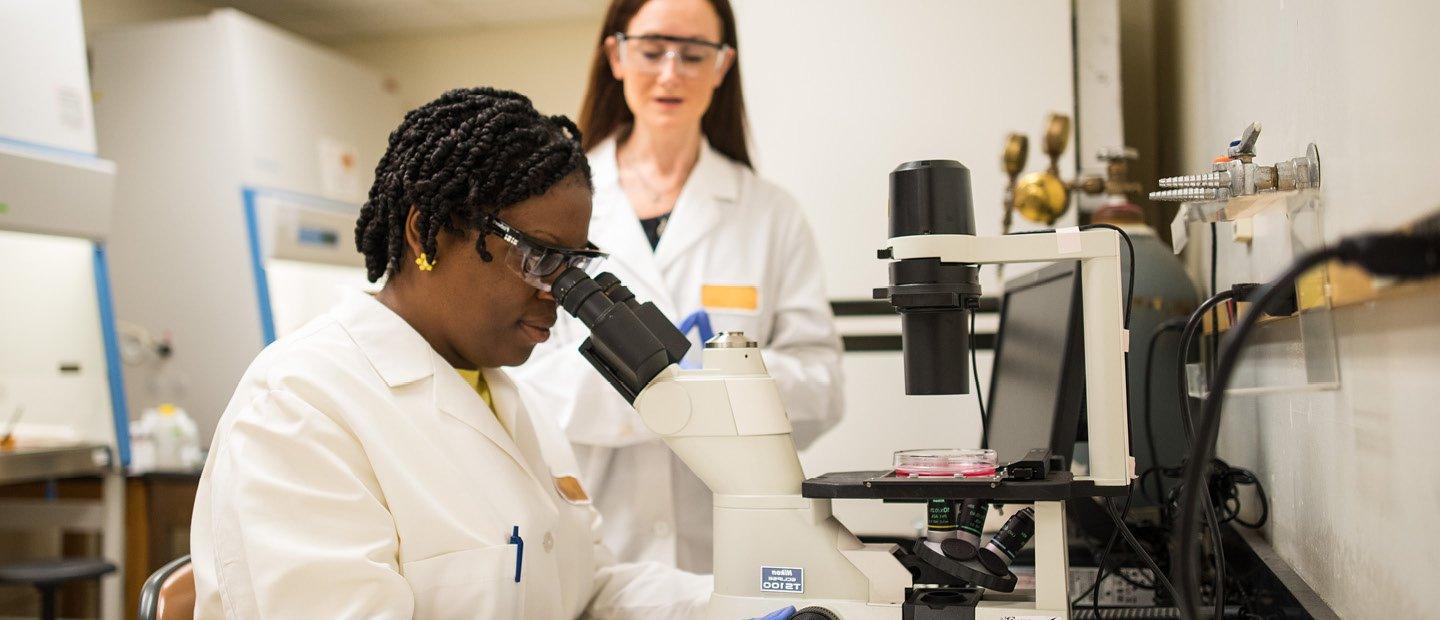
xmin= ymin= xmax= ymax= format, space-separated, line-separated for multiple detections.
xmin=513 ymin=0 xmax=844 ymax=573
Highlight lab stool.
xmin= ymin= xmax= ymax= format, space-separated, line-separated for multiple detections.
xmin=0 ymin=558 xmax=116 ymax=620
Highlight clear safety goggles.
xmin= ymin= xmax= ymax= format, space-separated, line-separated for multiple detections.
xmin=484 ymin=215 xmax=607 ymax=292
xmin=614 ymin=32 xmax=732 ymax=78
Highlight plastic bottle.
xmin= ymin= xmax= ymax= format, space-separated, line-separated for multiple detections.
xmin=142 ymin=403 xmax=202 ymax=470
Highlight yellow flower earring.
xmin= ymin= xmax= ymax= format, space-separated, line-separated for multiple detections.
xmin=415 ymin=252 xmax=436 ymax=272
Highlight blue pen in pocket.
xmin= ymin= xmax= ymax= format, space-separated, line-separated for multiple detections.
xmin=508 ymin=525 xmax=524 ymax=583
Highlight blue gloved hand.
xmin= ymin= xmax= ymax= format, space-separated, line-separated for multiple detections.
xmin=751 ymin=606 xmax=796 ymax=620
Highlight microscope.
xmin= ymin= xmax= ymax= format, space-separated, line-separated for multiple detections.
xmin=552 ymin=160 xmax=1133 ymax=619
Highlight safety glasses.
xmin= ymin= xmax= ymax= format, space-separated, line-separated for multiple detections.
xmin=614 ymin=32 xmax=732 ymax=78
xmin=484 ymin=215 xmax=607 ymax=292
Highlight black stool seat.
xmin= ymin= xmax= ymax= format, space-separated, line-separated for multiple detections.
xmin=0 ymin=558 xmax=116 ymax=586
xmin=0 ymin=558 xmax=116 ymax=620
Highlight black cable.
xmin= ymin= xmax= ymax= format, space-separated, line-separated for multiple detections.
xmin=1231 ymin=471 xmax=1269 ymax=529
xmin=1081 ymin=223 xmax=1137 ymax=329
xmin=1106 ymin=500 xmax=1183 ymax=608
xmin=970 ymin=308 xmax=988 ymax=445
xmin=1207 ymin=459 xmax=1269 ymax=529
xmin=1004 ymin=224 xmax=1136 ymax=328
xmin=1072 ymin=491 xmax=1132 ymax=609
xmin=1173 ymin=248 xmax=1341 ymax=618
xmin=1208 ymin=223 xmax=1219 ymax=379
xmin=1143 ymin=318 xmax=1187 ymax=503
xmin=1173 ymin=289 xmax=1237 ymax=619
xmin=1175 ymin=290 xmax=1235 ymax=444
xmin=1138 ymin=465 xmax=1167 ymax=504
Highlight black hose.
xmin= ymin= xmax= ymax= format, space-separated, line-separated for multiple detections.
xmin=1144 ymin=318 xmax=1187 ymax=502
xmin=1106 ymin=500 xmax=1183 ymax=608
xmin=1176 ymin=290 xmax=1235 ymax=443
xmin=1173 ymin=248 xmax=1340 ymax=618
xmin=1172 ymin=290 xmax=1237 ymax=619
xmin=970 ymin=308 xmax=988 ymax=445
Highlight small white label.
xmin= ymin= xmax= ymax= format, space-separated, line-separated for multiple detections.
xmin=56 ymin=86 xmax=86 ymax=131
xmin=999 ymin=616 xmax=1058 ymax=620
xmin=1056 ymin=226 xmax=1082 ymax=254
xmin=1170 ymin=204 xmax=1191 ymax=253
xmin=760 ymin=566 xmax=803 ymax=593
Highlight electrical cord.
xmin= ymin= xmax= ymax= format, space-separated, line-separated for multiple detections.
xmin=1082 ymin=223 xmax=1137 ymax=328
xmin=1176 ymin=290 xmax=1235 ymax=443
xmin=1209 ymin=223 xmax=1219 ymax=381
xmin=1208 ymin=458 xmax=1269 ymax=529
xmin=1143 ymin=318 xmax=1187 ymax=503
xmin=1105 ymin=500 xmax=1183 ymax=607
xmin=1173 ymin=289 xmax=1240 ymax=620
xmin=1173 ymin=247 xmax=1340 ymax=618
xmin=1172 ymin=217 xmax=1440 ymax=614
xmin=1004 ymin=224 xmax=1136 ymax=327
xmin=1071 ymin=490 xmax=1131 ymax=609
xmin=970 ymin=307 xmax=987 ymax=445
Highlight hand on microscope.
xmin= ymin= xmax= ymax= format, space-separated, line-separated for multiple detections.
xmin=750 ymin=605 xmax=796 ymax=620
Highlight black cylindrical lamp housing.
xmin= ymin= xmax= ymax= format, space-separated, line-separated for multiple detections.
xmin=878 ymin=159 xmax=982 ymax=396
xmin=889 ymin=160 xmax=976 ymax=238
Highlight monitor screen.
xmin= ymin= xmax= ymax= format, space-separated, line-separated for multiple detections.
xmin=984 ymin=262 xmax=1086 ymax=467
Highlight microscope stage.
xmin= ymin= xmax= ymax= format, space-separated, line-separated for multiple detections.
xmin=801 ymin=470 xmax=1129 ymax=502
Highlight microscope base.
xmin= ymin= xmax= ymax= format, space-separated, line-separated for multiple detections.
xmin=708 ymin=495 xmax=1073 ymax=619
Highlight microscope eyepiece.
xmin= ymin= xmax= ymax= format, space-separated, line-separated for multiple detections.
xmin=550 ymin=267 xmax=690 ymax=402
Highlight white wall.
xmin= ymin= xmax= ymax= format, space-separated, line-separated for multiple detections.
xmin=1167 ymin=2 xmax=1440 ymax=616
xmin=334 ymin=18 xmax=602 ymax=117
xmin=733 ymin=0 xmax=1099 ymax=534
xmin=81 ymin=0 xmax=211 ymax=38
xmin=735 ymin=0 xmax=1081 ymax=301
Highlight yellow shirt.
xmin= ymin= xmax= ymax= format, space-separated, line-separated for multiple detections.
xmin=454 ymin=368 xmax=495 ymax=413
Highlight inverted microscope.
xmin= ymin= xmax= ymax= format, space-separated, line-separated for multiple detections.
xmin=551 ymin=159 xmax=1133 ymax=619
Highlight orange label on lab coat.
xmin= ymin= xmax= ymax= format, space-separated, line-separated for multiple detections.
xmin=554 ymin=476 xmax=591 ymax=505
xmin=701 ymin=284 xmax=759 ymax=312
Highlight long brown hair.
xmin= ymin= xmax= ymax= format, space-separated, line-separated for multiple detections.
xmin=577 ymin=0 xmax=751 ymax=168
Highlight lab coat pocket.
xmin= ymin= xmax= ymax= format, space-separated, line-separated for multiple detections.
xmin=402 ymin=545 xmax=525 ymax=619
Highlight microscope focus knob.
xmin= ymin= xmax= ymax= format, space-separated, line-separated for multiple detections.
xmin=792 ymin=607 xmax=840 ymax=620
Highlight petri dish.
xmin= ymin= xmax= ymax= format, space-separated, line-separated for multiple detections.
xmin=894 ymin=448 xmax=999 ymax=477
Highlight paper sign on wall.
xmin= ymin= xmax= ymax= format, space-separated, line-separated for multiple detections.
xmin=318 ymin=136 xmax=362 ymax=203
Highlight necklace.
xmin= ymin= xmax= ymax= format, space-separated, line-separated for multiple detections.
xmin=620 ymin=158 xmax=686 ymax=212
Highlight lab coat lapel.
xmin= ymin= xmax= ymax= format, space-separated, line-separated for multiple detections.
xmin=330 ymin=290 xmax=540 ymax=485
xmin=485 ymin=368 xmax=572 ymax=503
xmin=589 ymin=137 xmax=678 ymax=316
xmin=433 ymin=366 xmax=541 ymax=486
xmin=653 ymin=141 xmax=736 ymax=269
xmin=485 ymin=369 xmax=563 ymax=518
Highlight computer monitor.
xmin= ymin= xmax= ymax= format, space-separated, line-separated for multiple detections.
xmin=984 ymin=261 xmax=1087 ymax=468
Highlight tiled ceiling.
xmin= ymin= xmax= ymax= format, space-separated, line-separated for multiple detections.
xmin=208 ymin=0 xmax=606 ymax=42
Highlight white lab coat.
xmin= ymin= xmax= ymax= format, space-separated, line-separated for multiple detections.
xmin=190 ymin=290 xmax=710 ymax=619
xmin=511 ymin=137 xmax=844 ymax=573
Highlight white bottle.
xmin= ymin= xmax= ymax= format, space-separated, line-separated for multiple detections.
xmin=142 ymin=404 xmax=202 ymax=471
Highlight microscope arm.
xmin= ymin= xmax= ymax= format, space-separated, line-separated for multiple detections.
xmin=884 ymin=229 xmax=1134 ymax=487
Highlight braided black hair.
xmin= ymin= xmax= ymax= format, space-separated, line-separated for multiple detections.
xmin=356 ymin=87 xmax=591 ymax=282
